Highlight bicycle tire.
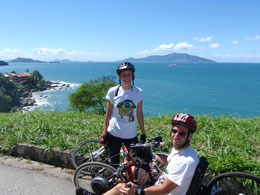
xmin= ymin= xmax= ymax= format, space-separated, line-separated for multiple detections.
xmin=74 ymin=162 xmax=118 ymax=194
xmin=71 ymin=139 xmax=109 ymax=169
xmin=207 ymin=172 xmax=260 ymax=195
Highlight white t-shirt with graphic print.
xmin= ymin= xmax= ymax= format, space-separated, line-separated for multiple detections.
xmin=106 ymin=85 xmax=143 ymax=139
xmin=155 ymin=146 xmax=199 ymax=195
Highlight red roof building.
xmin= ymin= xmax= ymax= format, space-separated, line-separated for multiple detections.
xmin=4 ymin=72 xmax=31 ymax=82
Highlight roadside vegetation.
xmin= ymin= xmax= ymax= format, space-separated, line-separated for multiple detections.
xmin=0 ymin=111 xmax=259 ymax=177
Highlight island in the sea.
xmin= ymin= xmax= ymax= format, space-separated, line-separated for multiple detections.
xmin=120 ymin=52 xmax=216 ymax=63
xmin=9 ymin=57 xmax=46 ymax=63
xmin=8 ymin=57 xmax=75 ymax=64
xmin=0 ymin=60 xmax=8 ymax=66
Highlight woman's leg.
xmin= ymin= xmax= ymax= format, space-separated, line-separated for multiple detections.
xmin=107 ymin=133 xmax=122 ymax=165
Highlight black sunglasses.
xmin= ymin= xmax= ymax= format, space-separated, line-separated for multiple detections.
xmin=171 ymin=129 xmax=187 ymax=137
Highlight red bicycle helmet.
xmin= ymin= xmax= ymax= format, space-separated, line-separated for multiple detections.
xmin=171 ymin=113 xmax=197 ymax=133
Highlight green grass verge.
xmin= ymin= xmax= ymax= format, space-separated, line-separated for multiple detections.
xmin=0 ymin=111 xmax=259 ymax=177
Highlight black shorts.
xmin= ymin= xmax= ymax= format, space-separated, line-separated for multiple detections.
xmin=106 ymin=132 xmax=139 ymax=165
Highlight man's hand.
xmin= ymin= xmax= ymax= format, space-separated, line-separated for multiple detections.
xmin=140 ymin=134 xmax=146 ymax=143
xmin=119 ymin=182 xmax=135 ymax=195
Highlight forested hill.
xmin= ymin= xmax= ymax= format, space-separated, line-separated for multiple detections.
xmin=0 ymin=60 xmax=8 ymax=66
xmin=122 ymin=52 xmax=216 ymax=63
xmin=9 ymin=57 xmax=46 ymax=63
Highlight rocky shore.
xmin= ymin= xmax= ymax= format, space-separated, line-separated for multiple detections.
xmin=18 ymin=81 xmax=72 ymax=110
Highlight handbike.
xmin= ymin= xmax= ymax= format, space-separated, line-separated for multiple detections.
xmin=73 ymin=136 xmax=165 ymax=194
xmin=72 ymin=136 xmax=260 ymax=195
xmin=71 ymin=135 xmax=167 ymax=169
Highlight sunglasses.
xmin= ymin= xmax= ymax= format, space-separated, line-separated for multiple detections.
xmin=171 ymin=129 xmax=187 ymax=137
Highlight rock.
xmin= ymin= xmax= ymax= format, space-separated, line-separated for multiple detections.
xmin=9 ymin=144 xmax=73 ymax=169
xmin=23 ymin=99 xmax=36 ymax=106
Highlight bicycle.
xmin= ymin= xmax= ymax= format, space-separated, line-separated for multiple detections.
xmin=74 ymin=136 xmax=166 ymax=194
xmin=73 ymin=136 xmax=260 ymax=195
xmin=71 ymin=135 xmax=168 ymax=169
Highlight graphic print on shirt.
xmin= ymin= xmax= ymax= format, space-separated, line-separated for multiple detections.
xmin=117 ymin=99 xmax=136 ymax=122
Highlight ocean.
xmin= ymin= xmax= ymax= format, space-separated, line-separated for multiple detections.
xmin=1 ymin=62 xmax=260 ymax=118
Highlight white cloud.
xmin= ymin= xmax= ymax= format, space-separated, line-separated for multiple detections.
xmin=32 ymin=48 xmax=65 ymax=55
xmin=0 ymin=48 xmax=26 ymax=60
xmin=138 ymin=50 xmax=152 ymax=55
xmin=232 ymin=40 xmax=238 ymax=44
xmin=210 ymin=43 xmax=219 ymax=48
xmin=138 ymin=42 xmax=194 ymax=55
xmin=193 ymin=36 xmax=213 ymax=42
xmin=174 ymin=42 xmax=194 ymax=50
xmin=0 ymin=48 xmax=112 ymax=61
xmin=246 ymin=35 xmax=260 ymax=40
xmin=157 ymin=43 xmax=175 ymax=50
xmin=0 ymin=48 xmax=22 ymax=55
xmin=138 ymin=43 xmax=175 ymax=55
xmin=212 ymin=53 xmax=260 ymax=62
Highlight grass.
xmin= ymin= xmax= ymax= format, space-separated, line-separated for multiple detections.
xmin=0 ymin=111 xmax=259 ymax=177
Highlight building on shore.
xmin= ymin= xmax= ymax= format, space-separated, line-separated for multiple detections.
xmin=4 ymin=72 xmax=31 ymax=82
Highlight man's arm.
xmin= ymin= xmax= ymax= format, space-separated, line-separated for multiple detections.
xmin=142 ymin=178 xmax=178 ymax=195
xmin=118 ymin=178 xmax=178 ymax=195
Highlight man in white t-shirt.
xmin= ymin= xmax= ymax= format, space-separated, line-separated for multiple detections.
xmin=76 ymin=113 xmax=199 ymax=195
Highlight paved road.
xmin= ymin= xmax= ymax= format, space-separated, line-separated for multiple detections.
xmin=0 ymin=155 xmax=75 ymax=195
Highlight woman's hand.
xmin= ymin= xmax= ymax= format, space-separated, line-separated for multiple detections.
xmin=140 ymin=134 xmax=146 ymax=143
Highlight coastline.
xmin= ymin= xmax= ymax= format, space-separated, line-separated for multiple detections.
xmin=19 ymin=81 xmax=74 ymax=111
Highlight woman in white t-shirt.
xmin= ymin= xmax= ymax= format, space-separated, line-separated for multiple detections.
xmin=101 ymin=62 xmax=146 ymax=165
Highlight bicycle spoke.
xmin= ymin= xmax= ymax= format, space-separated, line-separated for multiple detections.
xmin=71 ymin=139 xmax=110 ymax=169
xmin=74 ymin=162 xmax=118 ymax=194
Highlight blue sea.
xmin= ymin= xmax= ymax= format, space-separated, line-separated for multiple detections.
xmin=1 ymin=62 xmax=260 ymax=118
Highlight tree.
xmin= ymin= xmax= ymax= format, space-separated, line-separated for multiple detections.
xmin=22 ymin=70 xmax=44 ymax=88
xmin=31 ymin=70 xmax=43 ymax=81
xmin=0 ymin=73 xmax=20 ymax=112
xmin=69 ymin=76 xmax=116 ymax=114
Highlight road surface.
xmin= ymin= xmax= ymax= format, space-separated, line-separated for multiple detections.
xmin=0 ymin=155 xmax=75 ymax=195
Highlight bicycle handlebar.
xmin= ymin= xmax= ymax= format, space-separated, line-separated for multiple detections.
xmin=147 ymin=135 xmax=163 ymax=148
xmin=148 ymin=135 xmax=162 ymax=143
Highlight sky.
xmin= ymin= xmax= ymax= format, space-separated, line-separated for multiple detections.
xmin=0 ymin=0 xmax=260 ymax=62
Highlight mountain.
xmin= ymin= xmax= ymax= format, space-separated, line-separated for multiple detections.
xmin=9 ymin=57 xmax=46 ymax=63
xmin=0 ymin=60 xmax=8 ymax=66
xmin=121 ymin=53 xmax=216 ymax=63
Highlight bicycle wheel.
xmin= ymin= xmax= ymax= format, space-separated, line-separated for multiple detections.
xmin=154 ymin=152 xmax=168 ymax=172
xmin=207 ymin=172 xmax=260 ymax=195
xmin=74 ymin=162 xmax=118 ymax=194
xmin=71 ymin=139 xmax=109 ymax=169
